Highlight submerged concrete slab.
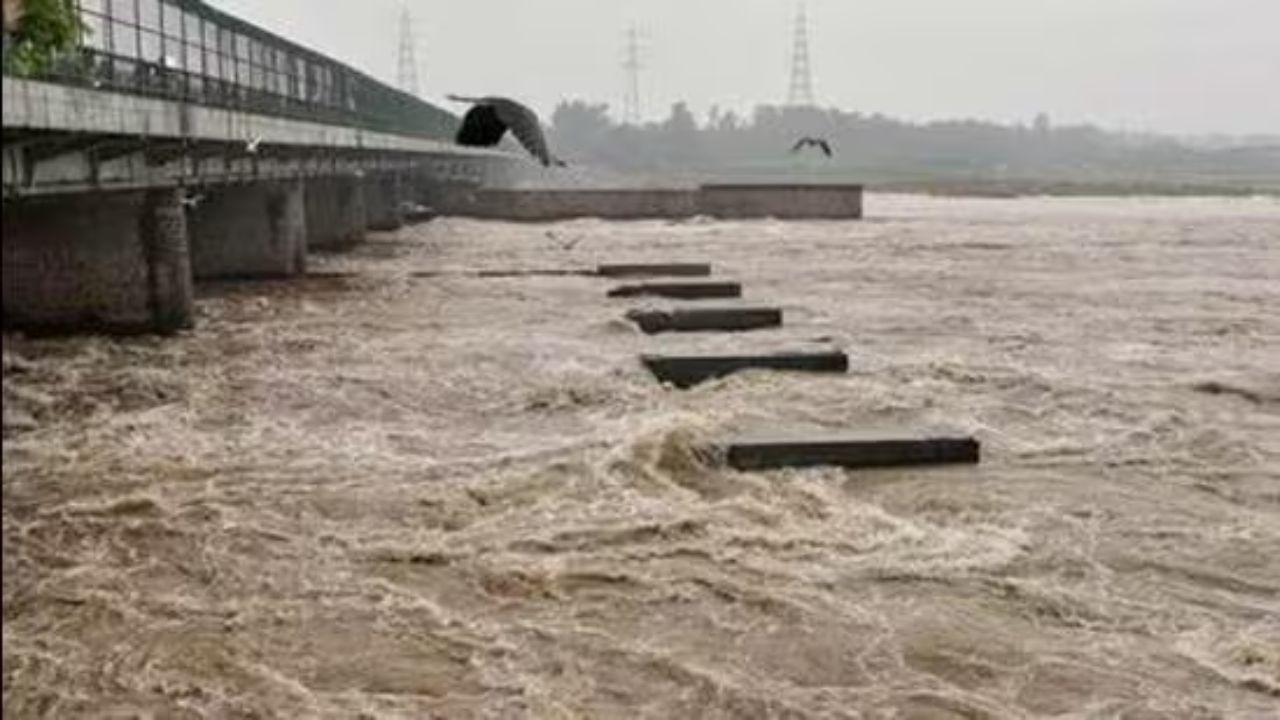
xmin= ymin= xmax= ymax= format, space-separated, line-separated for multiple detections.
xmin=626 ymin=307 xmax=782 ymax=334
xmin=721 ymin=431 xmax=980 ymax=471
xmin=641 ymin=350 xmax=848 ymax=388
xmin=598 ymin=263 xmax=712 ymax=278
xmin=608 ymin=282 xmax=742 ymax=300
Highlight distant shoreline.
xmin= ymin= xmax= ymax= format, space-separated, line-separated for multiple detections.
xmin=867 ymin=179 xmax=1280 ymax=199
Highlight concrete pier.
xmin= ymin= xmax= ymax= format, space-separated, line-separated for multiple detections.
xmin=189 ymin=181 xmax=307 ymax=279
xmin=142 ymin=189 xmax=197 ymax=332
xmin=306 ymin=176 xmax=367 ymax=250
xmin=364 ymin=172 xmax=405 ymax=231
xmin=2 ymin=189 xmax=194 ymax=332
xmin=608 ymin=282 xmax=743 ymax=300
xmin=722 ymin=431 xmax=980 ymax=471
xmin=598 ymin=263 xmax=712 ymax=278
xmin=641 ymin=350 xmax=849 ymax=388
xmin=435 ymin=184 xmax=863 ymax=221
xmin=626 ymin=307 xmax=782 ymax=334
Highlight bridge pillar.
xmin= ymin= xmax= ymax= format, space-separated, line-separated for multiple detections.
xmin=1 ymin=189 xmax=194 ymax=333
xmin=189 ymin=180 xmax=307 ymax=279
xmin=364 ymin=172 xmax=404 ymax=231
xmin=144 ymin=189 xmax=198 ymax=331
xmin=305 ymin=176 xmax=366 ymax=250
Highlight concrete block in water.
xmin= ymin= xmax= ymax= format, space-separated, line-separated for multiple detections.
xmin=721 ymin=431 xmax=980 ymax=471
xmin=626 ymin=307 xmax=782 ymax=334
xmin=598 ymin=263 xmax=712 ymax=278
xmin=401 ymin=202 xmax=438 ymax=224
xmin=641 ymin=350 xmax=848 ymax=388
xmin=608 ymin=282 xmax=742 ymax=300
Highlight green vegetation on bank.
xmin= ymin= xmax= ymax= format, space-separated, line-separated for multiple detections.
xmin=549 ymin=101 xmax=1280 ymax=197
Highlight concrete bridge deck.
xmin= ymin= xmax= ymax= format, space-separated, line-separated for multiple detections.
xmin=3 ymin=76 xmax=512 ymax=196
xmin=2 ymin=0 xmax=861 ymax=336
xmin=2 ymin=0 xmax=523 ymax=334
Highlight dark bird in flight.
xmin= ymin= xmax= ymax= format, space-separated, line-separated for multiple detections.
xmin=791 ymin=136 xmax=834 ymax=157
xmin=448 ymin=95 xmax=564 ymax=167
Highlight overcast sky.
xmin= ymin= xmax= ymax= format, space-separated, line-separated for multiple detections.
xmin=208 ymin=0 xmax=1279 ymax=136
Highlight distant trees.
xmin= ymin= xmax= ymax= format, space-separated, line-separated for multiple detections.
xmin=550 ymin=100 xmax=612 ymax=146
xmin=545 ymin=100 xmax=1278 ymax=189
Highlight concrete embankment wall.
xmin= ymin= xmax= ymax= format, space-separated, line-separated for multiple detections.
xmin=699 ymin=184 xmax=863 ymax=219
xmin=435 ymin=188 xmax=700 ymax=221
xmin=434 ymin=184 xmax=863 ymax=221
xmin=1 ymin=174 xmax=858 ymax=334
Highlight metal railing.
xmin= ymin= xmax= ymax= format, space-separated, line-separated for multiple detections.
xmin=7 ymin=0 xmax=458 ymax=141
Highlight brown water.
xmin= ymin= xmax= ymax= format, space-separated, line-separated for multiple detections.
xmin=4 ymin=194 xmax=1279 ymax=718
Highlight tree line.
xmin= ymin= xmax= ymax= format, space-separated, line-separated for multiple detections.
xmin=547 ymin=100 xmax=1280 ymax=193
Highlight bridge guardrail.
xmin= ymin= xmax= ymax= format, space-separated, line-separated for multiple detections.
xmin=4 ymin=0 xmax=458 ymax=141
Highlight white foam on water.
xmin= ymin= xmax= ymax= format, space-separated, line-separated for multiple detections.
xmin=4 ymin=194 xmax=1279 ymax=717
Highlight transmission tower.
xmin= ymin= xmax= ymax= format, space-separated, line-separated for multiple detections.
xmin=787 ymin=2 xmax=816 ymax=107
xmin=397 ymin=4 xmax=420 ymax=96
xmin=622 ymin=25 xmax=643 ymax=124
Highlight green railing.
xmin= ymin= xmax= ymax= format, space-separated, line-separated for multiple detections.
xmin=5 ymin=0 xmax=459 ymax=141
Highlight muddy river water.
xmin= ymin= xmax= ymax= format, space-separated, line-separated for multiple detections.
xmin=3 ymin=194 xmax=1279 ymax=718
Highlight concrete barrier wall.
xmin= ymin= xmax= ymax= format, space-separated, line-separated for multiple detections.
xmin=699 ymin=184 xmax=863 ymax=220
xmin=434 ymin=184 xmax=862 ymax=221
xmin=436 ymin=188 xmax=700 ymax=221
xmin=365 ymin=173 xmax=405 ymax=231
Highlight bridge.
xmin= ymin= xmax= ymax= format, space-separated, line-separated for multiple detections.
xmin=2 ymin=0 xmax=521 ymax=333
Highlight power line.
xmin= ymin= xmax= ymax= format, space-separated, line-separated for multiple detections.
xmin=622 ymin=25 xmax=643 ymax=124
xmin=787 ymin=2 xmax=816 ymax=107
xmin=397 ymin=4 xmax=420 ymax=96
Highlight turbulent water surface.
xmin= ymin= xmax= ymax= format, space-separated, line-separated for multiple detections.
xmin=4 ymin=194 xmax=1279 ymax=718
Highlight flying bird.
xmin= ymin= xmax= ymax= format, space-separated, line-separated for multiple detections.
xmin=791 ymin=136 xmax=833 ymax=158
xmin=448 ymin=95 xmax=563 ymax=167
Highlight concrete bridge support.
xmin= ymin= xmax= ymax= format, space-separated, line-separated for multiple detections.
xmin=1 ymin=189 xmax=194 ymax=333
xmin=189 ymin=181 xmax=307 ymax=279
xmin=305 ymin=176 xmax=367 ymax=250
xmin=364 ymin=172 xmax=404 ymax=231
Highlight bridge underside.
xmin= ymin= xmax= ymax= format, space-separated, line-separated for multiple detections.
xmin=2 ymin=78 xmax=519 ymax=334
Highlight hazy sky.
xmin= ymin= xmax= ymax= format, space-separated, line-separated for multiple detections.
xmin=208 ymin=0 xmax=1279 ymax=136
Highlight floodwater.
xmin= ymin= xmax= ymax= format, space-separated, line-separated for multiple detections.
xmin=3 ymin=194 xmax=1279 ymax=718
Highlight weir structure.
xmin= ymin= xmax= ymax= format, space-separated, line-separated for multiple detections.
xmin=2 ymin=1 xmax=863 ymax=335
xmin=2 ymin=0 xmax=516 ymax=333
xmin=433 ymin=183 xmax=864 ymax=222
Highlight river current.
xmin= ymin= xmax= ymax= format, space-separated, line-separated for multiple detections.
xmin=4 ymin=194 xmax=1279 ymax=718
